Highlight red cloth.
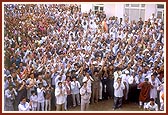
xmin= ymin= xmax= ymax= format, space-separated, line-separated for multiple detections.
xmin=139 ymin=82 xmax=151 ymax=102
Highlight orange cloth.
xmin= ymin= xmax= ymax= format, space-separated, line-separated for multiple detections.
xmin=161 ymin=93 xmax=164 ymax=102
xmin=102 ymin=21 xmax=108 ymax=32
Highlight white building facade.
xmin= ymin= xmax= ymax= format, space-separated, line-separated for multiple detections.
xmin=81 ymin=3 xmax=165 ymax=22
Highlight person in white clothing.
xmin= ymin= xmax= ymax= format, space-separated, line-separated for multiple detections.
xmin=80 ymin=77 xmax=92 ymax=111
xmin=71 ymin=77 xmax=81 ymax=107
xmin=37 ymin=83 xmax=45 ymax=111
xmin=83 ymin=72 xmax=94 ymax=88
xmin=121 ymin=70 xmax=130 ymax=103
xmin=157 ymin=81 xmax=164 ymax=111
xmin=145 ymin=98 xmax=158 ymax=111
xmin=55 ymin=82 xmax=66 ymax=111
xmin=18 ymin=96 xmax=32 ymax=111
xmin=30 ymin=90 xmax=38 ymax=111
xmin=113 ymin=77 xmax=125 ymax=110
xmin=149 ymin=74 xmax=160 ymax=100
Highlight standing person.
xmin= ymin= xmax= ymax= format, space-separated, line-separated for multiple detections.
xmin=128 ymin=72 xmax=139 ymax=103
xmin=144 ymin=98 xmax=158 ymax=111
xmin=82 ymin=71 xmax=94 ymax=90
xmin=122 ymin=70 xmax=130 ymax=103
xmin=45 ymin=85 xmax=53 ymax=111
xmin=80 ymin=77 xmax=92 ymax=111
xmin=149 ymin=74 xmax=160 ymax=101
xmin=4 ymin=85 xmax=17 ymax=111
xmin=55 ymin=82 xmax=66 ymax=111
xmin=17 ymin=80 xmax=27 ymax=109
xmin=102 ymin=18 xmax=108 ymax=32
xmin=101 ymin=71 xmax=109 ymax=100
xmin=64 ymin=76 xmax=73 ymax=110
xmin=157 ymin=80 xmax=164 ymax=111
xmin=37 ymin=83 xmax=45 ymax=111
xmin=135 ymin=70 xmax=145 ymax=103
xmin=18 ymin=96 xmax=32 ymax=111
xmin=107 ymin=64 xmax=115 ymax=99
xmin=26 ymin=72 xmax=37 ymax=100
xmin=91 ymin=70 xmax=100 ymax=103
xmin=62 ymin=81 xmax=68 ymax=111
xmin=71 ymin=77 xmax=81 ymax=107
xmin=138 ymin=78 xmax=152 ymax=109
xmin=113 ymin=77 xmax=125 ymax=110
xmin=30 ymin=90 xmax=38 ymax=111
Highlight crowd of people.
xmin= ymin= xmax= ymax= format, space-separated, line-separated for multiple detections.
xmin=4 ymin=4 xmax=164 ymax=111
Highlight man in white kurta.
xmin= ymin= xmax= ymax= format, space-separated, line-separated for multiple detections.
xmin=55 ymin=82 xmax=66 ymax=111
xmin=149 ymin=74 xmax=160 ymax=100
xmin=80 ymin=77 xmax=91 ymax=111
xmin=121 ymin=70 xmax=130 ymax=102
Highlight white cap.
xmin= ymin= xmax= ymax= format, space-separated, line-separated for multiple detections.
xmin=7 ymin=74 xmax=12 ymax=78
xmin=118 ymin=71 xmax=122 ymax=75
xmin=93 ymin=61 xmax=97 ymax=65
xmin=143 ymin=49 xmax=149 ymax=53
xmin=125 ymin=70 xmax=129 ymax=74
xmin=83 ymin=77 xmax=88 ymax=83
xmin=114 ymin=71 xmax=119 ymax=78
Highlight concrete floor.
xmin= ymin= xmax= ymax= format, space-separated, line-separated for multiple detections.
xmin=68 ymin=98 xmax=143 ymax=111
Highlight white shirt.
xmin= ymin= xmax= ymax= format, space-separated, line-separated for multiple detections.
xmin=80 ymin=86 xmax=91 ymax=103
xmin=55 ymin=75 xmax=62 ymax=88
xmin=30 ymin=95 xmax=38 ymax=107
xmin=71 ymin=80 xmax=81 ymax=94
xmin=55 ymin=86 xmax=66 ymax=104
xmin=18 ymin=102 xmax=31 ymax=111
xmin=83 ymin=76 xmax=93 ymax=88
xmin=145 ymin=102 xmax=158 ymax=111
xmin=128 ymin=76 xmax=139 ymax=85
xmin=113 ymin=81 xmax=125 ymax=97
xmin=37 ymin=88 xmax=45 ymax=102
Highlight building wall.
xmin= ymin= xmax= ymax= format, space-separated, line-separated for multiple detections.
xmin=104 ymin=4 xmax=115 ymax=19
xmin=145 ymin=4 xmax=156 ymax=21
xmin=101 ymin=4 xmax=125 ymax=19
xmin=81 ymin=4 xmax=93 ymax=13
xmin=114 ymin=4 xmax=124 ymax=19
xmin=81 ymin=4 xmax=164 ymax=22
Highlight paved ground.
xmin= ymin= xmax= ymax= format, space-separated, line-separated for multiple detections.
xmin=68 ymin=98 xmax=143 ymax=111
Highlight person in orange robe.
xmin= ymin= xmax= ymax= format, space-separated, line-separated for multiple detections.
xmin=138 ymin=78 xmax=152 ymax=109
xmin=102 ymin=18 xmax=108 ymax=32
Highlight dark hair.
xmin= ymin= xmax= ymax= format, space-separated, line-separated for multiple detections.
xmin=72 ymin=76 xmax=76 ymax=80
xmin=38 ymin=82 xmax=43 ymax=86
xmin=150 ymin=98 xmax=154 ymax=101
xmin=31 ymin=90 xmax=36 ymax=94
xmin=145 ymin=78 xmax=149 ymax=81
xmin=21 ymin=96 xmax=26 ymax=101
xmin=83 ymin=21 xmax=86 ymax=25
xmin=58 ymin=82 xmax=62 ymax=85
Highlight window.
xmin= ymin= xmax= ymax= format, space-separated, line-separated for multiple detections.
xmin=125 ymin=4 xmax=129 ymax=7
xmin=131 ymin=4 xmax=139 ymax=7
xmin=141 ymin=4 xmax=145 ymax=7
xmin=124 ymin=4 xmax=145 ymax=22
xmin=95 ymin=6 xmax=98 ymax=10
xmin=157 ymin=4 xmax=164 ymax=9
xmin=156 ymin=4 xmax=164 ymax=19
xmin=93 ymin=4 xmax=104 ymax=13
xmin=157 ymin=11 xmax=163 ymax=18
xmin=100 ymin=7 xmax=104 ymax=11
